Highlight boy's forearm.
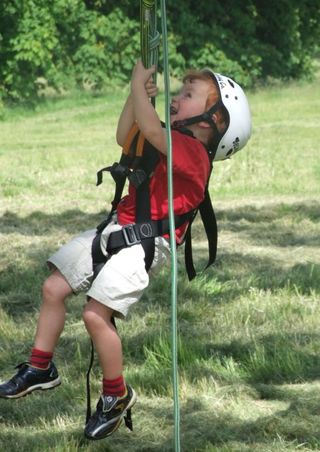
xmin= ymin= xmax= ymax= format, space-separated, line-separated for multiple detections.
xmin=116 ymin=94 xmax=135 ymax=146
xmin=131 ymin=81 xmax=166 ymax=154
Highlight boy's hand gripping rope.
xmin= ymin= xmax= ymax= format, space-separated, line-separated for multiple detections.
xmin=140 ymin=0 xmax=160 ymax=73
xmin=140 ymin=0 xmax=160 ymax=109
xmin=119 ymin=2 xmax=159 ymax=163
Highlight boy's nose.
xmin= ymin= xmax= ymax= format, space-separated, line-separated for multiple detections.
xmin=171 ymin=97 xmax=179 ymax=107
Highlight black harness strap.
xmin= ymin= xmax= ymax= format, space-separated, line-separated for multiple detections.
xmin=184 ymin=187 xmax=218 ymax=280
xmin=199 ymin=188 xmax=218 ymax=270
xmin=133 ymin=143 xmax=160 ymax=271
xmin=85 ymin=339 xmax=95 ymax=424
xmin=183 ymin=149 xmax=217 ymax=281
xmin=91 ymin=211 xmax=193 ymax=278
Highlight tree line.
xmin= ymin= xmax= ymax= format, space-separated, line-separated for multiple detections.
xmin=0 ymin=0 xmax=319 ymax=103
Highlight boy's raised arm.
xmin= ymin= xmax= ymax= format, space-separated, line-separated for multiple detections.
xmin=116 ymin=94 xmax=135 ymax=147
xmin=131 ymin=60 xmax=167 ymax=155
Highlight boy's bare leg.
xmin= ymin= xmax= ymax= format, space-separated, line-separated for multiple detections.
xmin=0 ymin=270 xmax=68 ymax=398
xmin=83 ymin=299 xmax=122 ymax=379
xmin=34 ymin=270 xmax=73 ymax=352
xmin=83 ymin=299 xmax=137 ymax=440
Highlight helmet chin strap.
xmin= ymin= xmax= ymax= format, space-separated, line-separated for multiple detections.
xmin=172 ymin=99 xmax=223 ymax=137
xmin=172 ymin=99 xmax=226 ymax=159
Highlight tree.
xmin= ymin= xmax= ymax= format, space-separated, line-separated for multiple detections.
xmin=0 ymin=0 xmax=319 ymax=103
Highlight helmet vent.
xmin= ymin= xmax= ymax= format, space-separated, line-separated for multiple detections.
xmin=228 ymin=79 xmax=235 ymax=88
xmin=235 ymin=96 xmax=238 ymax=100
xmin=226 ymin=148 xmax=233 ymax=156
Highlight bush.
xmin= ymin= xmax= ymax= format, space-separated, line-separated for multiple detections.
xmin=72 ymin=8 xmax=140 ymax=88
xmin=0 ymin=0 xmax=319 ymax=102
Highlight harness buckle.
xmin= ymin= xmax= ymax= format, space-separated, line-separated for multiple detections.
xmin=128 ymin=169 xmax=147 ymax=188
xmin=122 ymin=224 xmax=141 ymax=246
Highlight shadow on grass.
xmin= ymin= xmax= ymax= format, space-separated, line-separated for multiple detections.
xmin=0 ymin=422 xmax=115 ymax=452
xmin=203 ymin=250 xmax=318 ymax=295
xmin=1 ymin=199 xmax=319 ymax=305
xmin=1 ymin=198 xmax=319 ymax=239
xmin=1 ymin=209 xmax=105 ymax=236
xmin=217 ymin=199 xmax=320 ymax=223
xmin=217 ymin=199 xmax=320 ymax=248
xmin=1 ymin=383 xmax=320 ymax=451
xmin=1 ymin=230 xmax=319 ymax=322
xmin=0 ymin=386 xmax=77 ymax=426
xmin=146 ymin=251 xmax=319 ymax=311
xmin=205 ymin=331 xmax=320 ymax=384
xmin=123 ymin=326 xmax=320 ymax=390
xmin=1 ymin=201 xmax=320 ymax=449
xmin=179 ymin=385 xmax=320 ymax=450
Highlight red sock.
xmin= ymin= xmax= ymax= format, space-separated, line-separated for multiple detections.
xmin=29 ymin=348 xmax=53 ymax=369
xmin=103 ymin=375 xmax=126 ymax=397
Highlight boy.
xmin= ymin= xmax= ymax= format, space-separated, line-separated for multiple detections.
xmin=0 ymin=60 xmax=251 ymax=440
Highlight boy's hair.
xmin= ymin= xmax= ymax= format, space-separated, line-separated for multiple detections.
xmin=183 ymin=70 xmax=229 ymax=148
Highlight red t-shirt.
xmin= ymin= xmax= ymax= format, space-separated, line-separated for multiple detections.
xmin=117 ymin=130 xmax=210 ymax=243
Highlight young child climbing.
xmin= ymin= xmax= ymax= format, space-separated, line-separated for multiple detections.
xmin=0 ymin=59 xmax=251 ymax=440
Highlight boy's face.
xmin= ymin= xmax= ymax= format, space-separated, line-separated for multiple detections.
xmin=170 ymin=78 xmax=210 ymax=125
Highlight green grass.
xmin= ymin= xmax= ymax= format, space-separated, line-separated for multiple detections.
xmin=0 ymin=76 xmax=320 ymax=451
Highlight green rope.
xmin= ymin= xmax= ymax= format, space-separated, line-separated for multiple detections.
xmin=140 ymin=2 xmax=181 ymax=450
xmin=159 ymin=4 xmax=181 ymax=450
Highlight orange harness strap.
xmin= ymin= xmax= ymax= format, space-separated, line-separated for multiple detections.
xmin=122 ymin=123 xmax=145 ymax=158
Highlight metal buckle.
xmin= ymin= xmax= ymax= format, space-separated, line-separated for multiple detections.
xmin=122 ymin=224 xmax=140 ymax=246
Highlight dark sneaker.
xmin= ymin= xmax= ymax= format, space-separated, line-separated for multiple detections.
xmin=84 ymin=385 xmax=137 ymax=440
xmin=0 ymin=362 xmax=61 ymax=399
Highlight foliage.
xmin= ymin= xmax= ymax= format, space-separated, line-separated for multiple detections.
xmin=167 ymin=0 xmax=320 ymax=81
xmin=0 ymin=0 xmax=319 ymax=102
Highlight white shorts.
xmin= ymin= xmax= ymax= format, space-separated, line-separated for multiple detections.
xmin=48 ymin=223 xmax=170 ymax=318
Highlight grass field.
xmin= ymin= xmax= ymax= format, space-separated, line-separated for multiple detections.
xmin=0 ymin=74 xmax=320 ymax=451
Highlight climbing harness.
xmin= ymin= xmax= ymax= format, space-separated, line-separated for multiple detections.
xmin=92 ymin=124 xmax=216 ymax=280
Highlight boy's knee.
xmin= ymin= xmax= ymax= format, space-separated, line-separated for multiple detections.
xmin=82 ymin=306 xmax=100 ymax=331
xmin=82 ymin=301 xmax=113 ymax=330
xmin=42 ymin=277 xmax=57 ymax=301
xmin=82 ymin=305 xmax=93 ymax=324
xmin=42 ymin=271 xmax=71 ymax=302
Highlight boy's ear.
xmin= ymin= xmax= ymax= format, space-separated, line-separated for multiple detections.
xmin=198 ymin=113 xmax=218 ymax=129
xmin=198 ymin=121 xmax=211 ymax=129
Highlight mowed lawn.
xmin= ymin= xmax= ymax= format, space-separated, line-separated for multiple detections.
xmin=0 ymin=74 xmax=320 ymax=451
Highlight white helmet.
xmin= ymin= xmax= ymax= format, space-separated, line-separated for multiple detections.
xmin=172 ymin=70 xmax=252 ymax=161
xmin=203 ymin=70 xmax=252 ymax=161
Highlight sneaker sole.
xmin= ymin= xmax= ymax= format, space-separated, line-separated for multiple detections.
xmin=85 ymin=388 xmax=137 ymax=440
xmin=0 ymin=377 xmax=61 ymax=399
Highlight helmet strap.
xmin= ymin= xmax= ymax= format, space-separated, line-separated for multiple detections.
xmin=172 ymin=99 xmax=223 ymax=128
xmin=172 ymin=99 xmax=224 ymax=145
xmin=172 ymin=99 xmax=226 ymax=159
